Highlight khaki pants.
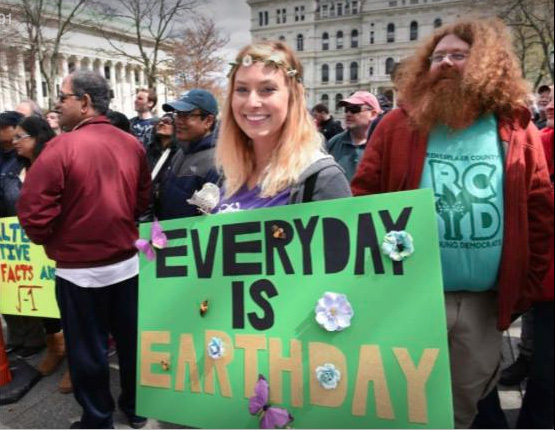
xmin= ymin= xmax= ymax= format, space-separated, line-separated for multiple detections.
xmin=445 ymin=291 xmax=503 ymax=429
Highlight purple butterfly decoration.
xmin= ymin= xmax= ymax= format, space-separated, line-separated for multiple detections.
xmin=249 ymin=375 xmax=293 ymax=429
xmin=135 ymin=218 xmax=168 ymax=261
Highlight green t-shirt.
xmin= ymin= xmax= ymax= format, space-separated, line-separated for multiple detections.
xmin=419 ymin=115 xmax=505 ymax=292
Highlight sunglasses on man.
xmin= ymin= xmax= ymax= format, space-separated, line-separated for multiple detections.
xmin=344 ymin=105 xmax=373 ymax=114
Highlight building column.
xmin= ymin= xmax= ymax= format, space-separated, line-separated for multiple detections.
xmin=0 ymin=51 xmax=13 ymax=110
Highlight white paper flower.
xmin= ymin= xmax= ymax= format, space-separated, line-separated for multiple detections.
xmin=315 ymin=292 xmax=354 ymax=332
xmin=207 ymin=337 xmax=225 ymax=360
xmin=286 ymin=69 xmax=298 ymax=78
xmin=315 ymin=363 xmax=341 ymax=390
xmin=242 ymin=55 xmax=253 ymax=67
xmin=381 ymin=231 xmax=415 ymax=262
xmin=187 ymin=182 xmax=220 ymax=214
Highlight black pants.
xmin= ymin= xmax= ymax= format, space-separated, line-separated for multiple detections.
xmin=56 ymin=275 xmax=139 ymax=429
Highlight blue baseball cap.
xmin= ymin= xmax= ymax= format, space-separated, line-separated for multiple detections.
xmin=162 ymin=89 xmax=218 ymax=116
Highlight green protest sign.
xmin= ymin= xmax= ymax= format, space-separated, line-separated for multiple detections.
xmin=0 ymin=216 xmax=59 ymax=318
xmin=137 ymin=190 xmax=453 ymax=429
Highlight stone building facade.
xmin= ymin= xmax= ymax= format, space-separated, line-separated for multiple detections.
xmin=247 ymin=0 xmax=496 ymax=115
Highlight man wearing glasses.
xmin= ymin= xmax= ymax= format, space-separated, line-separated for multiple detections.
xmin=352 ymin=19 xmax=553 ymax=428
xmin=17 ymin=70 xmax=151 ymax=429
xmin=326 ymin=91 xmax=382 ymax=181
xmin=154 ymin=89 xmax=220 ymax=219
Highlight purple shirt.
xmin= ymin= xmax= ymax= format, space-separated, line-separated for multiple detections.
xmin=215 ymin=185 xmax=290 ymax=213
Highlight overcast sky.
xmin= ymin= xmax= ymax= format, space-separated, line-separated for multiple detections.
xmin=197 ymin=0 xmax=252 ymax=59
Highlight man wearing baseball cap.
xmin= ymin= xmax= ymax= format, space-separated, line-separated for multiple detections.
xmin=0 ymin=110 xmax=25 ymax=175
xmin=149 ymin=89 xmax=220 ymax=219
xmin=326 ymin=91 xmax=382 ymax=180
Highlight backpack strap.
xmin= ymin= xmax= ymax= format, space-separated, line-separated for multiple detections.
xmin=302 ymin=171 xmax=320 ymax=203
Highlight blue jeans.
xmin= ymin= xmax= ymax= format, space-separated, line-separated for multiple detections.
xmin=56 ymin=275 xmax=139 ymax=429
xmin=517 ymin=302 xmax=554 ymax=429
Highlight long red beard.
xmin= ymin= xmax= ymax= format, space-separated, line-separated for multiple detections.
xmin=406 ymin=68 xmax=481 ymax=131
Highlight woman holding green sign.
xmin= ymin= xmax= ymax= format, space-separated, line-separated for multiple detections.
xmin=0 ymin=116 xmax=72 ymax=393
xmin=214 ymin=41 xmax=351 ymax=211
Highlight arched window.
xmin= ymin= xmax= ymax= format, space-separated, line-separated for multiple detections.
xmin=321 ymin=94 xmax=329 ymax=107
xmin=350 ymin=62 xmax=359 ymax=82
xmin=279 ymin=35 xmax=286 ymax=42
xmin=434 ymin=18 xmax=442 ymax=29
xmin=387 ymin=23 xmax=395 ymax=43
xmin=369 ymin=66 xmax=374 ymax=76
xmin=351 ymin=29 xmax=359 ymax=48
xmin=322 ymin=64 xmax=330 ymax=83
xmin=335 ymin=63 xmax=344 ymax=83
xmin=410 ymin=21 xmax=418 ymax=41
xmin=297 ymin=34 xmax=305 ymax=51
xmin=369 ymin=30 xmax=375 ymax=44
xmin=337 ymin=3 xmax=343 ymax=16
xmin=336 ymin=31 xmax=344 ymax=49
xmin=385 ymin=57 xmax=396 ymax=75
xmin=322 ymin=32 xmax=329 ymax=51
xmin=335 ymin=94 xmax=343 ymax=112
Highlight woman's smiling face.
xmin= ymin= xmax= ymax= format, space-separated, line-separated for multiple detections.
xmin=231 ymin=62 xmax=290 ymax=148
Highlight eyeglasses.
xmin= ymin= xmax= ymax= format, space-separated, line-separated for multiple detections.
xmin=158 ymin=117 xmax=174 ymax=126
xmin=57 ymin=92 xmax=81 ymax=102
xmin=173 ymin=111 xmax=204 ymax=121
xmin=429 ymin=52 xmax=469 ymax=64
xmin=13 ymin=134 xmax=31 ymax=143
xmin=344 ymin=105 xmax=373 ymax=115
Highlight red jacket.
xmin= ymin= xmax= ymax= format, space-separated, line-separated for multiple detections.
xmin=17 ymin=116 xmax=151 ymax=269
xmin=351 ymin=108 xmax=554 ymax=330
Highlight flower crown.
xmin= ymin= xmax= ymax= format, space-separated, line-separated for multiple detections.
xmin=228 ymin=54 xmax=301 ymax=82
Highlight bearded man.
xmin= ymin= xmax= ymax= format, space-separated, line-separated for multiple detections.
xmin=351 ymin=19 xmax=553 ymax=429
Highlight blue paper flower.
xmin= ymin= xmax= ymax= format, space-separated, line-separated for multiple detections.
xmin=381 ymin=231 xmax=415 ymax=262
xmin=315 ymin=363 xmax=341 ymax=390
xmin=315 ymin=292 xmax=354 ymax=332
xmin=207 ymin=337 xmax=225 ymax=360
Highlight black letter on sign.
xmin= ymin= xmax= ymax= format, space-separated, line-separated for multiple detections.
xmin=248 ymin=279 xmax=278 ymax=331
xmin=156 ymin=229 xmax=188 ymax=278
xmin=294 ymin=217 xmax=319 ymax=275
xmin=265 ymin=221 xmax=294 ymax=276
xmin=232 ymin=281 xmax=245 ymax=329
xmin=323 ymin=218 xmax=350 ymax=274
xmin=191 ymin=226 xmax=219 ymax=278
xmin=379 ymin=207 xmax=412 ymax=276
xmin=354 ymin=214 xmax=384 ymax=276
xmin=222 ymin=222 xmax=263 ymax=276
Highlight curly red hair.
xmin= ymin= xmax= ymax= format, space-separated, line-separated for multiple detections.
xmin=397 ymin=18 xmax=530 ymax=128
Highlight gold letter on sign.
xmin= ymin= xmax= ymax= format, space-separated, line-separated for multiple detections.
xmin=175 ymin=334 xmax=201 ymax=393
xmin=140 ymin=331 xmax=171 ymax=389
xmin=235 ymin=334 xmax=267 ymax=398
xmin=352 ymin=345 xmax=394 ymax=420
xmin=269 ymin=338 xmax=303 ymax=407
xmin=309 ymin=342 xmax=347 ymax=408
xmin=204 ymin=330 xmax=234 ymax=398
xmin=393 ymin=348 xmax=439 ymax=424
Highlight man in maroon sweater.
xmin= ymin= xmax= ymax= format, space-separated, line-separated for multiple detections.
xmin=17 ymin=70 xmax=151 ymax=429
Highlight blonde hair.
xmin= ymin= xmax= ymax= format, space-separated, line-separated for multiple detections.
xmin=216 ymin=41 xmax=323 ymax=198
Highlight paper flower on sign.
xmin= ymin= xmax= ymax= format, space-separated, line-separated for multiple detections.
xmin=207 ymin=337 xmax=225 ymax=360
xmin=315 ymin=292 xmax=354 ymax=332
xmin=315 ymin=363 xmax=341 ymax=390
xmin=135 ymin=218 xmax=167 ymax=261
xmin=249 ymin=375 xmax=294 ymax=429
xmin=286 ymin=69 xmax=299 ymax=78
xmin=187 ymin=182 xmax=220 ymax=215
xmin=381 ymin=231 xmax=415 ymax=262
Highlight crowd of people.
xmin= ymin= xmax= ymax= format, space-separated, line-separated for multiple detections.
xmin=0 ymin=17 xmax=553 ymax=430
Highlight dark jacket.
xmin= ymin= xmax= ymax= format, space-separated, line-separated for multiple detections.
xmin=0 ymin=160 xmax=24 ymax=217
xmin=155 ymin=133 xmax=221 ymax=220
xmin=289 ymin=154 xmax=352 ymax=203
xmin=0 ymin=149 xmax=20 ymax=176
xmin=319 ymin=116 xmax=344 ymax=142
xmin=351 ymin=108 xmax=554 ymax=330
xmin=17 ymin=116 xmax=151 ymax=268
